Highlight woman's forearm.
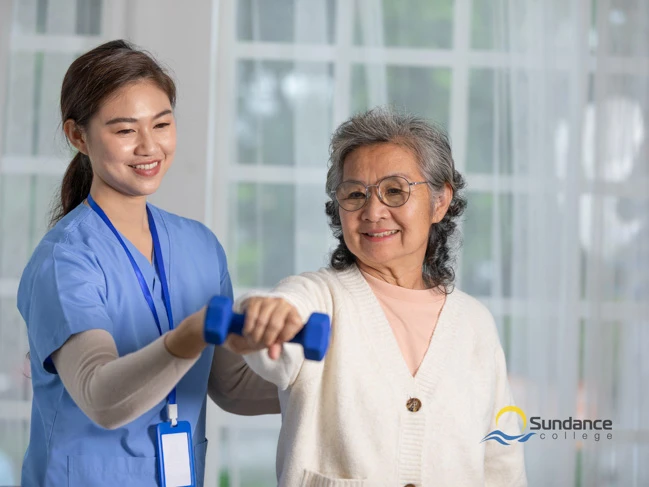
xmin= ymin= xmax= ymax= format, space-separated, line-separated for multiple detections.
xmin=52 ymin=328 xmax=199 ymax=430
xmin=208 ymin=345 xmax=281 ymax=415
xmin=164 ymin=306 xmax=207 ymax=359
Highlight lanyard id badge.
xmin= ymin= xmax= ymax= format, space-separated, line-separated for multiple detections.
xmin=87 ymin=194 xmax=196 ymax=487
xmin=156 ymin=415 xmax=196 ymax=487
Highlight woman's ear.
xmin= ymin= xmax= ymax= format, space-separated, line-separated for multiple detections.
xmin=431 ymin=183 xmax=453 ymax=224
xmin=63 ymin=119 xmax=88 ymax=155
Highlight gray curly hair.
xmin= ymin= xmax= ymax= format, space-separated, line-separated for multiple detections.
xmin=324 ymin=107 xmax=467 ymax=291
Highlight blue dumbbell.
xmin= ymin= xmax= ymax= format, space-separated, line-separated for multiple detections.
xmin=203 ymin=295 xmax=331 ymax=361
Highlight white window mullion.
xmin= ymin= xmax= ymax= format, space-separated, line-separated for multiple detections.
xmin=0 ymin=400 xmax=31 ymax=421
xmin=0 ymin=0 xmax=12 ymax=161
xmin=230 ymin=164 xmax=649 ymax=200
xmin=210 ymin=0 xmax=238 ymax=245
xmin=10 ymin=34 xmax=108 ymax=53
xmin=236 ymin=42 xmax=335 ymax=63
xmin=230 ymin=164 xmax=326 ymax=185
xmin=332 ymin=0 xmax=355 ymax=126
xmin=204 ymin=1 xmax=240 ymax=486
xmin=476 ymin=296 xmax=648 ymax=322
xmin=234 ymin=44 xmax=649 ymax=76
xmin=101 ymin=0 xmax=127 ymax=39
xmin=204 ymin=0 xmax=224 ymax=232
xmin=0 ymin=278 xmax=20 ymax=299
xmin=0 ymin=155 xmax=66 ymax=175
xmin=449 ymin=0 xmax=472 ymax=289
xmin=292 ymin=0 xmax=336 ymax=277
xmin=450 ymin=0 xmax=471 ymax=175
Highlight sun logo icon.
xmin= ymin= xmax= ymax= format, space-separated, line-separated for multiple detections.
xmin=480 ymin=406 xmax=536 ymax=446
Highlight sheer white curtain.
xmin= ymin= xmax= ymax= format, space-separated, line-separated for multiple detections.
xmin=2 ymin=0 xmax=645 ymax=485
xmin=0 ymin=4 xmax=18 ymax=484
xmin=0 ymin=1 xmax=118 ymax=483
xmin=496 ymin=0 xmax=649 ymax=485
xmin=579 ymin=1 xmax=648 ymax=484
xmin=215 ymin=0 xmax=648 ymax=485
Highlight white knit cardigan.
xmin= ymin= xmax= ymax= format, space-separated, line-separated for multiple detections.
xmin=239 ymin=265 xmax=528 ymax=487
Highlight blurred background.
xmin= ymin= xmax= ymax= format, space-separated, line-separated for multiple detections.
xmin=0 ymin=0 xmax=647 ymax=485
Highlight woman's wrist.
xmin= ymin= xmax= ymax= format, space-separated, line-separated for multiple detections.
xmin=164 ymin=307 xmax=208 ymax=359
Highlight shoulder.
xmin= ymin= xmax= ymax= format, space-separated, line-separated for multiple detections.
xmin=263 ymin=268 xmax=345 ymax=316
xmin=18 ymin=219 xmax=106 ymax=317
xmin=43 ymin=203 xmax=95 ymax=245
xmin=149 ymin=205 xmax=226 ymax=254
xmin=25 ymin=206 xmax=103 ymax=274
xmin=448 ymin=288 xmax=493 ymax=319
xmin=149 ymin=206 xmax=216 ymax=240
xmin=446 ymin=288 xmax=501 ymax=346
xmin=21 ymin=241 xmax=103 ymax=292
xmin=274 ymin=267 xmax=346 ymax=292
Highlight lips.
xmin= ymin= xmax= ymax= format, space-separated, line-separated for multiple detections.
xmin=130 ymin=161 xmax=160 ymax=170
xmin=361 ymin=229 xmax=399 ymax=239
xmin=129 ymin=160 xmax=162 ymax=177
xmin=363 ymin=230 xmax=398 ymax=237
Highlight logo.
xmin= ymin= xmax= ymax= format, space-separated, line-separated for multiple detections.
xmin=480 ymin=406 xmax=536 ymax=446
xmin=480 ymin=406 xmax=614 ymax=445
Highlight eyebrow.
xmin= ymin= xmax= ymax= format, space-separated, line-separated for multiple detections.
xmin=105 ymin=109 xmax=173 ymax=125
xmin=388 ymin=172 xmax=412 ymax=180
xmin=343 ymin=172 xmax=413 ymax=184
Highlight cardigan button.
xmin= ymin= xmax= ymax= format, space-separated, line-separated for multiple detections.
xmin=404 ymin=484 xmax=416 ymax=487
xmin=406 ymin=397 xmax=422 ymax=412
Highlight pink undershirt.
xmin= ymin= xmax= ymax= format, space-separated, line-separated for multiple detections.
xmin=360 ymin=269 xmax=446 ymax=376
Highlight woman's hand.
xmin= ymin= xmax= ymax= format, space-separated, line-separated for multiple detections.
xmin=164 ymin=306 xmax=208 ymax=359
xmin=224 ymin=297 xmax=303 ymax=360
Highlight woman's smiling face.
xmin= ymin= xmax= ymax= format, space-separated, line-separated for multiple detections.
xmin=338 ymin=142 xmax=439 ymax=280
xmin=68 ymin=80 xmax=176 ymax=198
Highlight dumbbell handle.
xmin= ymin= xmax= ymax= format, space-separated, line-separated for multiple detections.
xmin=225 ymin=313 xmax=245 ymax=336
xmin=221 ymin=314 xmax=315 ymax=347
xmin=204 ymin=296 xmax=331 ymax=361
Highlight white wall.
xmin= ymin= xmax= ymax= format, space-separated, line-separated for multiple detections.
xmin=125 ymin=0 xmax=215 ymax=223
xmin=0 ymin=0 xmax=13 ymax=161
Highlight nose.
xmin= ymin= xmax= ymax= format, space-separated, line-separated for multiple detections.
xmin=361 ymin=186 xmax=388 ymax=221
xmin=134 ymin=128 xmax=156 ymax=156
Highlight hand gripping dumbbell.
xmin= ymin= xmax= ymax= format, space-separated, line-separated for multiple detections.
xmin=203 ymin=295 xmax=331 ymax=361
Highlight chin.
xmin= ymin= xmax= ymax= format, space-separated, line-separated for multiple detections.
xmin=359 ymin=251 xmax=393 ymax=264
xmin=136 ymin=179 xmax=164 ymax=194
xmin=122 ymin=184 xmax=160 ymax=198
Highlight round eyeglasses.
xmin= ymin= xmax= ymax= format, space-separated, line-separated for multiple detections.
xmin=331 ymin=175 xmax=430 ymax=212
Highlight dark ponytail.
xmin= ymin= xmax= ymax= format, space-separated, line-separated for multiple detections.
xmin=50 ymin=39 xmax=176 ymax=226
xmin=52 ymin=152 xmax=94 ymax=224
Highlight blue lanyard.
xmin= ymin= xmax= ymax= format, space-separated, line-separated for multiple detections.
xmin=87 ymin=194 xmax=176 ymax=405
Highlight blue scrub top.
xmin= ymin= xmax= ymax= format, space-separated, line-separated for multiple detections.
xmin=17 ymin=203 xmax=233 ymax=487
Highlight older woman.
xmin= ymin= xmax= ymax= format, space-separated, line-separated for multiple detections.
xmin=233 ymin=108 xmax=527 ymax=486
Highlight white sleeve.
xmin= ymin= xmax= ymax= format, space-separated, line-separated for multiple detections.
xmin=484 ymin=346 xmax=528 ymax=486
xmin=241 ymin=343 xmax=305 ymax=391
xmin=235 ymin=272 xmax=333 ymax=390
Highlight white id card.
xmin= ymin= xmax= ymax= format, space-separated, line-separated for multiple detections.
xmin=156 ymin=420 xmax=196 ymax=487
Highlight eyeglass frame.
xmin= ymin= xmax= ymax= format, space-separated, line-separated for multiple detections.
xmin=330 ymin=175 xmax=432 ymax=212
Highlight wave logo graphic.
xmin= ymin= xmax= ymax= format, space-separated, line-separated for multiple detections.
xmin=480 ymin=406 xmax=536 ymax=446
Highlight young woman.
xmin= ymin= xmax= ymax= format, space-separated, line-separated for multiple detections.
xmin=18 ymin=40 xmax=278 ymax=487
